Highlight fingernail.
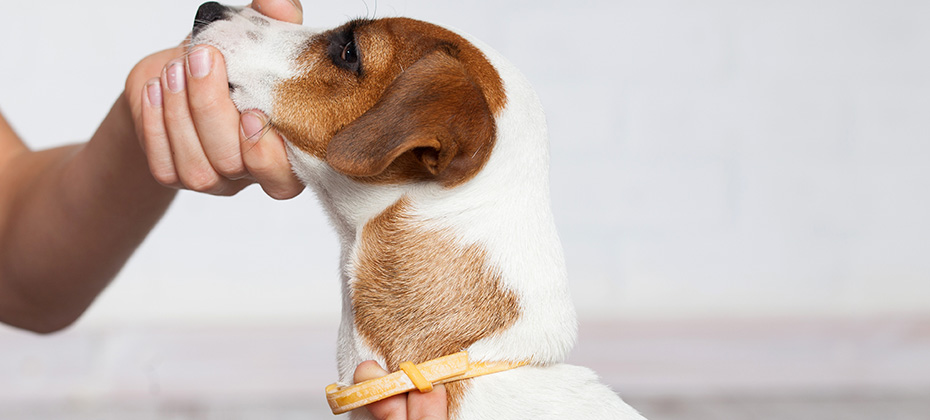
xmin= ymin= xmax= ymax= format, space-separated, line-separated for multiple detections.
xmin=188 ymin=46 xmax=212 ymax=79
xmin=241 ymin=111 xmax=267 ymax=140
xmin=146 ymin=80 xmax=163 ymax=107
xmin=288 ymin=0 xmax=304 ymax=22
xmin=166 ymin=61 xmax=186 ymax=93
xmin=252 ymin=0 xmax=303 ymax=16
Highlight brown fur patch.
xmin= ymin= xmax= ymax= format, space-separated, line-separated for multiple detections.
xmin=325 ymin=51 xmax=496 ymax=187
xmin=271 ymin=18 xmax=506 ymax=187
xmin=445 ymin=381 xmax=470 ymax=419
xmin=353 ymin=198 xmax=521 ymax=415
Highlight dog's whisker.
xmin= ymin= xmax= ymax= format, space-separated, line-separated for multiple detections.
xmin=472 ymin=144 xmax=483 ymax=159
xmin=241 ymin=117 xmax=275 ymax=154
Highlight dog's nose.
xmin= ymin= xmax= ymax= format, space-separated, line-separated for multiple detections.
xmin=193 ymin=1 xmax=229 ymax=36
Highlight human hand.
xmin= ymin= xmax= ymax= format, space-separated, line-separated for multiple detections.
xmin=354 ymin=361 xmax=449 ymax=420
xmin=124 ymin=0 xmax=305 ymax=199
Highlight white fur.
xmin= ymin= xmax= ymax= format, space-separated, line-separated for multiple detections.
xmin=193 ymin=8 xmax=315 ymax=115
xmin=193 ymin=8 xmax=645 ymax=419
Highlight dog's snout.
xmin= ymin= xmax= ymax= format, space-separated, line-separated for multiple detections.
xmin=193 ymin=1 xmax=229 ymax=36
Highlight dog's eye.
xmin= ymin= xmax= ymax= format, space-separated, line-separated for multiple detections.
xmin=341 ymin=41 xmax=358 ymax=64
xmin=327 ymin=27 xmax=363 ymax=74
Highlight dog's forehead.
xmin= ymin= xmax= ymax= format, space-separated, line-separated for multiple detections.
xmin=352 ymin=18 xmax=475 ymax=59
xmin=353 ymin=17 xmax=507 ymax=115
xmin=317 ymin=18 xmax=460 ymax=69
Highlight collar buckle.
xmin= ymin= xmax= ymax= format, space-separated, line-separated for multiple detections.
xmin=325 ymin=351 xmax=528 ymax=414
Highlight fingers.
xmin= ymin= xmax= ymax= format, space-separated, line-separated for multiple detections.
xmin=407 ymin=384 xmax=448 ymax=420
xmin=354 ymin=361 xmax=449 ymax=420
xmin=160 ymin=58 xmax=242 ymax=195
xmin=140 ymin=78 xmax=178 ymax=186
xmin=135 ymin=45 xmax=301 ymax=198
xmin=127 ymin=46 xmax=188 ymax=142
xmin=251 ymin=0 xmax=303 ymax=24
xmin=355 ymin=361 xmax=408 ymax=420
xmin=239 ymin=111 xmax=305 ymax=199
xmin=186 ymin=46 xmax=246 ymax=180
xmin=137 ymin=51 xmax=249 ymax=196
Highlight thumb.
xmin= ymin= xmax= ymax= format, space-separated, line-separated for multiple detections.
xmin=250 ymin=0 xmax=303 ymax=24
xmin=355 ymin=361 xmax=408 ymax=420
xmin=407 ymin=383 xmax=448 ymax=420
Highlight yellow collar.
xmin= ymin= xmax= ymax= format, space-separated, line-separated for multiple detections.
xmin=325 ymin=351 xmax=528 ymax=414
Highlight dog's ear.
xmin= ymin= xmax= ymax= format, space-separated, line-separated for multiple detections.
xmin=325 ymin=50 xmax=496 ymax=187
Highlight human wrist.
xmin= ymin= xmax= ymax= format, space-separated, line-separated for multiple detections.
xmin=77 ymin=93 xmax=177 ymax=197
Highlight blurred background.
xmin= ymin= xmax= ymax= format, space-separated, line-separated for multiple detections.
xmin=2 ymin=0 xmax=929 ymax=418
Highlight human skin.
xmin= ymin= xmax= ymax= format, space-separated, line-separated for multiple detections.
xmin=0 ymin=0 xmax=304 ymax=334
xmin=355 ymin=361 xmax=449 ymax=420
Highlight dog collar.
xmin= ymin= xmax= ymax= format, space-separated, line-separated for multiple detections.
xmin=325 ymin=351 xmax=528 ymax=414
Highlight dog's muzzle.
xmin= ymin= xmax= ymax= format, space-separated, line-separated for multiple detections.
xmin=192 ymin=1 xmax=230 ymax=36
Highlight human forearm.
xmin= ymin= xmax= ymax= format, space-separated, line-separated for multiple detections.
xmin=0 ymin=95 xmax=176 ymax=333
xmin=0 ymin=0 xmax=305 ymax=333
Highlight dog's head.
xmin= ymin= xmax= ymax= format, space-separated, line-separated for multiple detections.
xmin=191 ymin=2 xmax=511 ymax=188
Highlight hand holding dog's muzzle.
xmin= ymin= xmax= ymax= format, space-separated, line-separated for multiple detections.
xmin=124 ymin=0 xmax=304 ymax=199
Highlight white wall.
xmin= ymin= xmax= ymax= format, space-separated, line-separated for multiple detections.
xmin=1 ymin=0 xmax=928 ymax=328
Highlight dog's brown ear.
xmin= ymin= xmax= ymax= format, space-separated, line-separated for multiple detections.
xmin=325 ymin=50 xmax=496 ymax=187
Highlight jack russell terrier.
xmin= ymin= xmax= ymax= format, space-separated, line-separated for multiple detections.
xmin=190 ymin=2 xmax=646 ymax=419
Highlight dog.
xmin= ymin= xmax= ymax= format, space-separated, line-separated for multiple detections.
xmin=190 ymin=2 xmax=646 ymax=419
